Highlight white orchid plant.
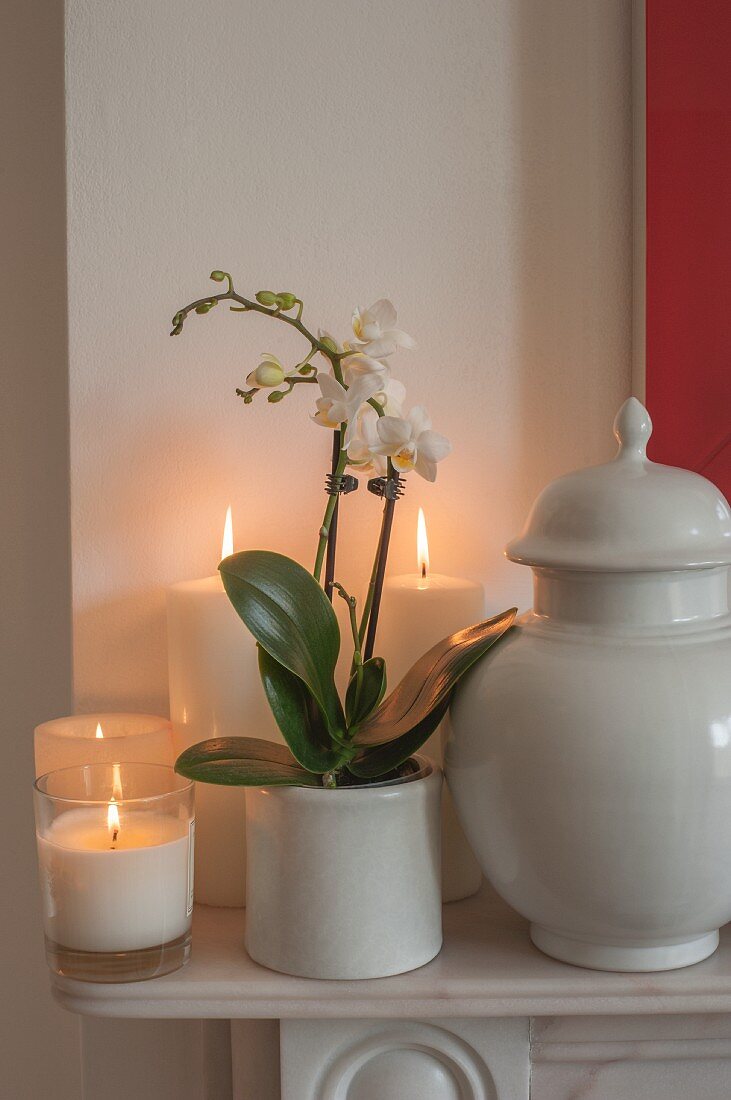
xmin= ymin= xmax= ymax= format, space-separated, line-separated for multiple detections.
xmin=244 ymin=300 xmax=449 ymax=484
xmin=170 ymin=272 xmax=516 ymax=788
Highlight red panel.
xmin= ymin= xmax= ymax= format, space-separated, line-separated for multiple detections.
xmin=645 ymin=0 xmax=731 ymax=495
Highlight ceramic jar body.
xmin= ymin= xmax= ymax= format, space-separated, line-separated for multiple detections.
xmin=245 ymin=761 xmax=443 ymax=979
xmin=447 ymin=568 xmax=731 ymax=971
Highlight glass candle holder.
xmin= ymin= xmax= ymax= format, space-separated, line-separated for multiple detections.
xmin=34 ymin=763 xmax=194 ymax=983
xmin=34 ymin=713 xmax=174 ymax=777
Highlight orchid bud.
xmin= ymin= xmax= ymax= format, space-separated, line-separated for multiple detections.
xmin=320 ymin=336 xmax=338 ymax=354
xmin=209 ymin=270 xmax=227 ymax=282
xmin=195 ymin=302 xmax=213 ymax=314
xmin=246 ymin=355 xmax=286 ymax=388
xmin=276 ymin=292 xmax=297 ymax=310
xmin=256 ymin=291 xmax=278 ymax=306
xmin=268 ymin=390 xmax=285 ymax=403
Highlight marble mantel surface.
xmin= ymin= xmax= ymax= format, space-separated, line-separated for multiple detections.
xmin=53 ymin=885 xmax=731 ymax=1021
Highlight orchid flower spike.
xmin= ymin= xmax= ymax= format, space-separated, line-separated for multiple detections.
xmin=351 ymin=300 xmax=416 ymax=359
xmin=372 ymin=406 xmax=451 ymax=482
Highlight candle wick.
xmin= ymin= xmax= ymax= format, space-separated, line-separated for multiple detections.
xmin=421 ymin=562 xmax=427 ymax=580
xmin=111 ymin=827 xmax=119 ymax=846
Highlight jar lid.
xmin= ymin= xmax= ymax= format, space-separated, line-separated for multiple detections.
xmin=506 ymin=398 xmax=731 ymax=572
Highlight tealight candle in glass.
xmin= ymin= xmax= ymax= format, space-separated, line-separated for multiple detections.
xmin=34 ymin=763 xmax=194 ymax=983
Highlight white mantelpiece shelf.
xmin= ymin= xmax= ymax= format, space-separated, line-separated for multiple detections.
xmin=53 ymin=886 xmax=731 ymax=1021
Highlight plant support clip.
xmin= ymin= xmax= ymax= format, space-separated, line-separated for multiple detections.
xmin=325 ymin=473 xmax=359 ymax=496
xmin=367 ymin=476 xmax=404 ymax=500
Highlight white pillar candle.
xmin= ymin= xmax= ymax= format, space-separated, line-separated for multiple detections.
xmin=374 ymin=509 xmax=484 ymax=902
xmin=34 ymin=713 xmax=174 ymax=778
xmin=167 ymin=509 xmax=281 ymax=907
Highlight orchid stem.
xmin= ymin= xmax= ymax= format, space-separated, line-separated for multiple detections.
xmin=324 ymin=431 xmax=341 ymax=601
xmin=173 ymin=279 xmax=328 ymax=355
xmin=357 ymin=544 xmax=380 ymax=652
xmin=362 ymin=462 xmax=400 ymax=662
xmin=314 ymin=441 xmax=347 ymax=583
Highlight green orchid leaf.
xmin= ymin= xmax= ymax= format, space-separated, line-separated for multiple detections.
xmin=175 ymin=736 xmax=321 ymax=787
xmin=258 ymin=647 xmax=347 ymax=773
xmin=347 ymin=697 xmax=451 ymax=779
xmin=220 ymin=550 xmax=345 ymax=738
xmin=353 ymin=608 xmax=517 ymax=747
xmin=345 ymin=657 xmax=387 ymax=728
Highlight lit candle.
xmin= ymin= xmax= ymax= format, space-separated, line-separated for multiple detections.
xmin=34 ymin=713 xmax=174 ymax=778
xmin=375 ymin=509 xmax=484 ymax=902
xmin=167 ymin=508 xmax=282 ymax=907
xmin=376 ymin=509 xmax=485 ymax=683
xmin=34 ymin=762 xmax=194 ymax=981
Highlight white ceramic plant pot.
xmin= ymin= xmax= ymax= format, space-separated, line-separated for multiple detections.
xmin=446 ymin=399 xmax=731 ymax=972
xmin=245 ymin=758 xmax=443 ymax=979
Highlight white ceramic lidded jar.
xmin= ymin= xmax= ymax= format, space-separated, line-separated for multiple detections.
xmin=446 ymin=398 xmax=731 ymax=972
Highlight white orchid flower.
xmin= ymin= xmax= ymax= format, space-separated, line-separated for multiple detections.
xmin=371 ymin=377 xmax=406 ymax=417
xmin=342 ymin=353 xmax=390 ymax=387
xmin=312 ymin=372 xmax=382 ymax=448
xmin=372 ymin=406 xmax=451 ymax=482
xmin=341 ymin=355 xmax=405 ymax=413
xmin=351 ymin=300 xmax=416 ymax=359
xmin=346 ymin=406 xmax=388 ymax=476
xmin=246 ymin=352 xmax=286 ymax=388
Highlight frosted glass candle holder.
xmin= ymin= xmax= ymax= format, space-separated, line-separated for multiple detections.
xmin=34 ymin=713 xmax=174 ymax=778
xmin=34 ymin=763 xmax=195 ymax=983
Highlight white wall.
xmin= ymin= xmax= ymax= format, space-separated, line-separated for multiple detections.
xmin=0 ymin=2 xmax=632 ymax=1097
xmin=1 ymin=2 xmax=82 ymax=1098
xmin=66 ymin=0 xmax=633 ymax=720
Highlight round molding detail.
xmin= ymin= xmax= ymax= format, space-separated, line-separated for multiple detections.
xmin=319 ymin=1023 xmax=496 ymax=1099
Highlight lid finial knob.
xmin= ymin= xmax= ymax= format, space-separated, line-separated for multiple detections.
xmin=614 ymin=397 xmax=652 ymax=461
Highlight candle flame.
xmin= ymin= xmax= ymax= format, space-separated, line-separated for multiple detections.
xmin=95 ymin=722 xmax=104 ymax=739
xmin=417 ymin=507 xmax=430 ymax=586
xmin=107 ymin=799 xmax=120 ymax=831
xmin=221 ymin=505 xmax=234 ymax=560
xmin=107 ymin=797 xmax=120 ymax=841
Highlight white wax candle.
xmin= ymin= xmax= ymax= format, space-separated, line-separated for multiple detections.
xmin=373 ymin=511 xmax=485 ymax=902
xmin=34 ymin=713 xmax=174 ymax=778
xmin=376 ymin=573 xmax=486 ymax=689
xmin=37 ymin=809 xmax=192 ymax=953
xmin=167 ymin=513 xmax=282 ymax=907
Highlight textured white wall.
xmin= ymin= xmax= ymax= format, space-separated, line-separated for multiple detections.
xmin=66 ymin=0 xmax=633 ymax=718
xmin=0 ymin=2 xmax=633 ymax=1097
